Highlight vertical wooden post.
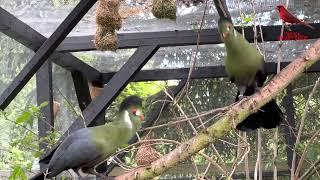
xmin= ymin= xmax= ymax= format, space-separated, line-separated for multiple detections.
xmin=36 ymin=60 xmax=54 ymax=171
xmin=281 ymin=84 xmax=297 ymax=170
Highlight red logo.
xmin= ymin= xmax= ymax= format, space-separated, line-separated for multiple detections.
xmin=278 ymin=31 xmax=309 ymax=40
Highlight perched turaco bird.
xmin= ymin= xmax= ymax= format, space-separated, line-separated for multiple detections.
xmin=218 ymin=17 xmax=283 ymax=131
xmin=31 ymin=95 xmax=144 ymax=179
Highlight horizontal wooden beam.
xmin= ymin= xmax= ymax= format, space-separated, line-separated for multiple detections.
xmin=57 ymin=23 xmax=320 ymax=52
xmin=101 ymin=61 xmax=320 ymax=82
xmin=0 ymin=0 xmax=98 ymax=109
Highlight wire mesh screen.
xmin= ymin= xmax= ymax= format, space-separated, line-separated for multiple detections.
xmin=109 ymin=73 xmax=320 ymax=179
xmin=0 ymin=0 xmax=320 ymax=179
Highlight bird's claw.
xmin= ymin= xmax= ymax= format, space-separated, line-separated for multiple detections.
xmin=284 ymin=23 xmax=292 ymax=31
xmin=238 ymin=95 xmax=248 ymax=101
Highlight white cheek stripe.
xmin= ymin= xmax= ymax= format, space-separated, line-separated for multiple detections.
xmin=124 ymin=110 xmax=133 ymax=129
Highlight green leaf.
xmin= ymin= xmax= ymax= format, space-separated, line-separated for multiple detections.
xmin=39 ymin=101 xmax=49 ymax=109
xmin=9 ymin=166 xmax=27 ymax=180
xmin=15 ymin=112 xmax=31 ymax=124
xmin=120 ymin=143 xmax=129 ymax=148
xmin=243 ymin=17 xmax=253 ymax=23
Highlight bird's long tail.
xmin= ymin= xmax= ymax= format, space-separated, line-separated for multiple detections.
xmin=29 ymin=172 xmax=45 ymax=180
xmin=300 ymin=21 xmax=316 ymax=30
xmin=235 ymin=89 xmax=284 ymax=131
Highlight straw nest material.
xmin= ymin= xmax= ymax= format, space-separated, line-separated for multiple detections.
xmin=152 ymin=0 xmax=177 ymax=20
xmin=95 ymin=27 xmax=118 ymax=51
xmin=95 ymin=0 xmax=122 ymax=51
xmin=135 ymin=142 xmax=161 ymax=166
xmin=96 ymin=0 xmax=122 ymax=30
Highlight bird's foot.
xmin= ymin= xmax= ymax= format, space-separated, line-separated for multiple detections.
xmin=284 ymin=23 xmax=292 ymax=31
xmin=82 ymin=168 xmax=108 ymax=179
xmin=92 ymin=171 xmax=106 ymax=179
xmin=238 ymin=95 xmax=248 ymax=101
xmin=256 ymin=87 xmax=262 ymax=91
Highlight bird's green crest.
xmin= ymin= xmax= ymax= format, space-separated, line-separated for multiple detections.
xmin=119 ymin=95 xmax=143 ymax=111
xmin=119 ymin=95 xmax=144 ymax=122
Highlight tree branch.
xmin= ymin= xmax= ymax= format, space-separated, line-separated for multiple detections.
xmin=213 ymin=0 xmax=231 ymax=20
xmin=115 ymin=39 xmax=320 ymax=180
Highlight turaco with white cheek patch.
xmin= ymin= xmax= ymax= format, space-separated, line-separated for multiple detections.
xmin=31 ymin=95 xmax=144 ymax=179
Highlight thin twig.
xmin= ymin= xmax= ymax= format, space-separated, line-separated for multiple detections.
xmin=199 ymin=152 xmax=228 ymax=176
xmin=141 ymin=108 xmax=226 ymax=131
xmin=54 ymin=86 xmax=85 ymax=131
xmin=164 ymin=89 xmax=202 ymax=177
xmin=296 ymin=128 xmax=320 ymax=178
xmin=186 ymin=95 xmax=228 ymax=173
xmin=292 ymin=77 xmax=320 ymax=179
xmin=176 ymin=0 xmax=209 ymax=102
xmin=244 ymin=132 xmax=250 ymax=180
xmin=301 ymin=158 xmax=320 ymax=180
xmin=254 ymin=129 xmax=262 ymax=180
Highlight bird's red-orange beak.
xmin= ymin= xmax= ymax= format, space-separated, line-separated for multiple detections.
xmin=131 ymin=108 xmax=144 ymax=121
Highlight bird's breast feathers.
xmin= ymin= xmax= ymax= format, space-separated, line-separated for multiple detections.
xmin=225 ymin=52 xmax=263 ymax=85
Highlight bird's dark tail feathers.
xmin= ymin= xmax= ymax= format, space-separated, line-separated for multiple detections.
xmin=235 ymin=90 xmax=284 ymax=132
xmin=29 ymin=172 xmax=45 ymax=180
xmin=29 ymin=171 xmax=116 ymax=180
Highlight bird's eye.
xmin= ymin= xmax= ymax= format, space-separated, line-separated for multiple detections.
xmin=131 ymin=108 xmax=141 ymax=116
xmin=131 ymin=108 xmax=137 ymax=115
xmin=227 ymin=25 xmax=231 ymax=31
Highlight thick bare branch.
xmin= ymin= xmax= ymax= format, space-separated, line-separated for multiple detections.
xmin=115 ymin=39 xmax=320 ymax=180
xmin=213 ymin=0 xmax=231 ymax=19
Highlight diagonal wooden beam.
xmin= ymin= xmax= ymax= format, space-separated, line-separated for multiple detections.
xmin=56 ymin=23 xmax=320 ymax=52
xmin=39 ymin=45 xmax=159 ymax=164
xmin=0 ymin=0 xmax=98 ymax=110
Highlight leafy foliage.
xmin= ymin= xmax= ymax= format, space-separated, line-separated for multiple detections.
xmin=9 ymin=166 xmax=27 ymax=180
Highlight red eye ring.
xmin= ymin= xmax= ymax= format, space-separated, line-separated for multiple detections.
xmin=131 ymin=108 xmax=137 ymax=115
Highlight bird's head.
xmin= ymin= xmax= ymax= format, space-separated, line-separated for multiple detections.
xmin=119 ymin=95 xmax=145 ymax=122
xmin=275 ymin=5 xmax=285 ymax=12
xmin=218 ymin=17 xmax=234 ymax=40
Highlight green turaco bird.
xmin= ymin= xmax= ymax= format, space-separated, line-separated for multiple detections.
xmin=218 ymin=17 xmax=283 ymax=131
xmin=31 ymin=95 xmax=144 ymax=179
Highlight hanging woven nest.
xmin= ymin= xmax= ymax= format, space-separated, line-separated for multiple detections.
xmin=96 ymin=0 xmax=122 ymax=30
xmin=152 ymin=0 xmax=177 ymax=20
xmin=178 ymin=0 xmax=205 ymax=7
xmin=94 ymin=27 xmax=118 ymax=51
xmin=136 ymin=143 xmax=161 ymax=166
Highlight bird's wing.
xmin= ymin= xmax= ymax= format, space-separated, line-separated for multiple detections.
xmin=62 ymin=138 xmax=101 ymax=167
xmin=282 ymin=9 xmax=302 ymax=24
xmin=47 ymin=128 xmax=101 ymax=177
xmin=255 ymin=59 xmax=266 ymax=87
